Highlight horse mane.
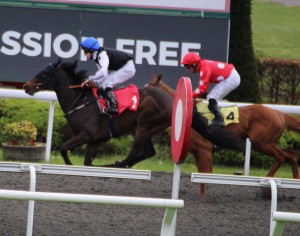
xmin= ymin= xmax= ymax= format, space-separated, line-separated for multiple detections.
xmin=60 ymin=61 xmax=88 ymax=84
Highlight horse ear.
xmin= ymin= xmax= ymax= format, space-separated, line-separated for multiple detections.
xmin=157 ymin=74 xmax=163 ymax=83
xmin=53 ymin=58 xmax=62 ymax=68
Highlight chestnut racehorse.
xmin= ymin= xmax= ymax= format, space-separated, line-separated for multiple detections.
xmin=146 ymin=75 xmax=300 ymax=184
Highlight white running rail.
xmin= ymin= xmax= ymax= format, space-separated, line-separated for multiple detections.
xmin=0 ymin=163 xmax=184 ymax=236
xmin=191 ymin=173 xmax=300 ymax=236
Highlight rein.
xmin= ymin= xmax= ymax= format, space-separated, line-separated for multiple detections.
xmin=69 ymin=85 xmax=82 ymax=89
xmin=65 ymin=85 xmax=97 ymax=116
xmin=53 ymin=85 xmax=82 ymax=90
xmin=65 ymin=99 xmax=97 ymax=116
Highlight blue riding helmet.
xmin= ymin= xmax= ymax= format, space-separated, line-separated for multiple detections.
xmin=80 ymin=37 xmax=100 ymax=51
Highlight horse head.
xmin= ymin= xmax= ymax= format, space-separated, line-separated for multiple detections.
xmin=24 ymin=58 xmax=62 ymax=95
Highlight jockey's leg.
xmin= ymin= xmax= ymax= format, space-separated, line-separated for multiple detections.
xmin=105 ymin=87 xmax=118 ymax=114
xmin=208 ymin=98 xmax=224 ymax=126
xmin=206 ymin=74 xmax=240 ymax=126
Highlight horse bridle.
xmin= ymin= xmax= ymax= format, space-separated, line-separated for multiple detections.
xmin=32 ymin=60 xmax=97 ymax=116
xmin=35 ymin=62 xmax=58 ymax=91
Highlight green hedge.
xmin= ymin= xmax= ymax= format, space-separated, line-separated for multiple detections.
xmin=0 ymin=98 xmax=67 ymax=149
xmin=257 ymin=58 xmax=300 ymax=104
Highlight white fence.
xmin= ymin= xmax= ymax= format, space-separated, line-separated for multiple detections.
xmin=0 ymin=162 xmax=184 ymax=236
xmin=191 ymin=173 xmax=300 ymax=236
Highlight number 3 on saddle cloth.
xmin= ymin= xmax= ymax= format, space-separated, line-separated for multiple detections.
xmin=92 ymin=84 xmax=140 ymax=115
xmin=195 ymin=100 xmax=240 ymax=126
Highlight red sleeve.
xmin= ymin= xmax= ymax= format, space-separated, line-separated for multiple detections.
xmin=193 ymin=65 xmax=211 ymax=98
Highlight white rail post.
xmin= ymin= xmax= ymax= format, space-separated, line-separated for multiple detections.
xmin=27 ymin=165 xmax=36 ymax=236
xmin=269 ymin=179 xmax=278 ymax=236
xmin=45 ymin=100 xmax=55 ymax=163
xmin=244 ymin=138 xmax=251 ymax=176
xmin=161 ymin=164 xmax=181 ymax=236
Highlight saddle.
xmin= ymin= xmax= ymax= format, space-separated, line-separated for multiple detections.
xmin=92 ymin=84 xmax=140 ymax=115
xmin=195 ymin=100 xmax=239 ymax=126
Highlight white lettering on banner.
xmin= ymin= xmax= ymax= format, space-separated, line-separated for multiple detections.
xmin=0 ymin=31 xmax=79 ymax=58
xmin=0 ymin=31 xmax=201 ymax=66
xmin=121 ymin=40 xmax=201 ymax=66
xmin=53 ymin=34 xmax=78 ymax=58
xmin=22 ymin=32 xmax=43 ymax=57
xmin=116 ymin=39 xmax=134 ymax=55
xmin=135 ymin=40 xmax=157 ymax=65
xmin=181 ymin=42 xmax=201 ymax=64
xmin=44 ymin=33 xmax=52 ymax=57
xmin=159 ymin=41 xmax=179 ymax=66
xmin=1 ymin=31 xmax=22 ymax=55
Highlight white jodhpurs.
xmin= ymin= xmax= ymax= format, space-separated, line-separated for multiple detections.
xmin=207 ymin=69 xmax=241 ymax=101
xmin=98 ymin=60 xmax=136 ymax=89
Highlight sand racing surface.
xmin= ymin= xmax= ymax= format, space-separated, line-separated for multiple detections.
xmin=0 ymin=170 xmax=300 ymax=235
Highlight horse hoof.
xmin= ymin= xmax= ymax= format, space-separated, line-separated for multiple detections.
xmin=233 ymin=171 xmax=243 ymax=175
xmin=114 ymin=160 xmax=122 ymax=167
xmin=99 ymin=163 xmax=117 ymax=168
xmin=114 ymin=161 xmax=129 ymax=168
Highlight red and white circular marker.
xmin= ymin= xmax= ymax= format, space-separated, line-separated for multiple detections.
xmin=171 ymin=77 xmax=193 ymax=164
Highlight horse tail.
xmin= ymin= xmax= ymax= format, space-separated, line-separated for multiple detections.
xmin=192 ymin=109 xmax=244 ymax=152
xmin=285 ymin=114 xmax=300 ymax=133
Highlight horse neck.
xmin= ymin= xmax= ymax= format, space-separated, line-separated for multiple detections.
xmin=158 ymin=81 xmax=176 ymax=97
xmin=54 ymin=68 xmax=86 ymax=114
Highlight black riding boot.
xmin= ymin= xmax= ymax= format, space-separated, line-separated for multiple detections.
xmin=105 ymin=88 xmax=118 ymax=114
xmin=208 ymin=98 xmax=224 ymax=126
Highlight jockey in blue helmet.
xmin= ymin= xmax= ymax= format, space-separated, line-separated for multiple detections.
xmin=80 ymin=37 xmax=136 ymax=114
xmin=80 ymin=37 xmax=100 ymax=52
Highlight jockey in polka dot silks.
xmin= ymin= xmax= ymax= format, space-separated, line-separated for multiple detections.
xmin=181 ymin=52 xmax=240 ymax=126
xmin=80 ymin=37 xmax=136 ymax=114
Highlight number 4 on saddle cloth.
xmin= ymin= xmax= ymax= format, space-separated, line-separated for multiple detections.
xmin=195 ymin=100 xmax=239 ymax=126
xmin=92 ymin=84 xmax=140 ymax=115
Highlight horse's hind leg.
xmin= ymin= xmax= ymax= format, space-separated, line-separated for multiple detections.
xmin=112 ymin=136 xmax=155 ymax=168
xmin=266 ymin=148 xmax=299 ymax=178
xmin=84 ymin=142 xmax=102 ymax=166
xmin=254 ymin=143 xmax=299 ymax=178
xmin=283 ymin=149 xmax=299 ymax=178
xmin=127 ymin=137 xmax=155 ymax=167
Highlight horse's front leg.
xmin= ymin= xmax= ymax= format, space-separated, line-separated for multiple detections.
xmin=60 ymin=134 xmax=89 ymax=165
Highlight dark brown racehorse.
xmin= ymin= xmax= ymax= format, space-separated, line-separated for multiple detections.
xmin=146 ymin=75 xmax=300 ymax=182
xmin=23 ymin=59 xmax=241 ymax=169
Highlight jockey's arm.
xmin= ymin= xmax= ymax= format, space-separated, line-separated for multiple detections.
xmin=89 ymin=51 xmax=109 ymax=84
